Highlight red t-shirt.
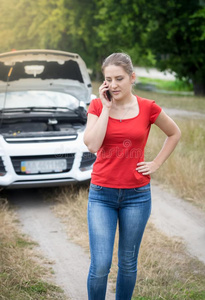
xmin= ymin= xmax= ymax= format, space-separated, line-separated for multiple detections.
xmin=87 ymin=95 xmax=162 ymax=188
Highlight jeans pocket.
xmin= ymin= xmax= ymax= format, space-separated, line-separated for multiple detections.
xmin=134 ymin=183 xmax=150 ymax=193
xmin=90 ymin=183 xmax=103 ymax=191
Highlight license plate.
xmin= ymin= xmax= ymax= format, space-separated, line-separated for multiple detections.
xmin=21 ymin=159 xmax=67 ymax=174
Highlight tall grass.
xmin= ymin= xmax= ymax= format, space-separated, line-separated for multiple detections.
xmin=146 ymin=118 xmax=205 ymax=211
xmin=0 ymin=196 xmax=66 ymax=300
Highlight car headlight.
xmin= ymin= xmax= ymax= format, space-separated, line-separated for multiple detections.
xmin=79 ymin=152 xmax=96 ymax=172
xmin=0 ymin=157 xmax=7 ymax=176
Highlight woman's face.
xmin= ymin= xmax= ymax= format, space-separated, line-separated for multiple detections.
xmin=104 ymin=65 xmax=135 ymax=101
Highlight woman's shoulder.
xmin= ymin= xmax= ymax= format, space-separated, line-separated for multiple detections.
xmin=136 ymin=95 xmax=162 ymax=123
xmin=87 ymin=98 xmax=103 ymax=116
xmin=136 ymin=95 xmax=156 ymax=107
xmin=91 ymin=98 xmax=103 ymax=106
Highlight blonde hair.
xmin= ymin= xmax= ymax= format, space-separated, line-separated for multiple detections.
xmin=101 ymin=53 xmax=134 ymax=76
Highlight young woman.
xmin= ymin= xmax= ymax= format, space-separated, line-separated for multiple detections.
xmin=84 ymin=53 xmax=181 ymax=300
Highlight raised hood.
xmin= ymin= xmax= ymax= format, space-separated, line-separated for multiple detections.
xmin=0 ymin=49 xmax=92 ymax=104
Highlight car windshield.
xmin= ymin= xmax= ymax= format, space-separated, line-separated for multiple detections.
xmin=0 ymin=90 xmax=81 ymax=110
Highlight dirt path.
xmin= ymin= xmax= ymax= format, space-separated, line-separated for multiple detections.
xmin=134 ymin=66 xmax=176 ymax=81
xmin=163 ymin=107 xmax=205 ymax=119
xmin=151 ymin=183 xmax=205 ymax=264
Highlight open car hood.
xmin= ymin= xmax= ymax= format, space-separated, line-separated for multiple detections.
xmin=0 ymin=49 xmax=92 ymax=104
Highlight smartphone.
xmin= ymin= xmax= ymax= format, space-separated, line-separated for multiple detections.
xmin=106 ymin=90 xmax=112 ymax=101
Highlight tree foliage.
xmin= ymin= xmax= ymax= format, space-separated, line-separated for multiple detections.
xmin=92 ymin=0 xmax=156 ymax=67
xmin=146 ymin=0 xmax=205 ymax=95
xmin=0 ymin=0 xmax=205 ymax=94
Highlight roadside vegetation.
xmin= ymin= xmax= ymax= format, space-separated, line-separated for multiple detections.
xmin=146 ymin=118 xmax=205 ymax=211
xmin=0 ymin=195 xmax=66 ymax=300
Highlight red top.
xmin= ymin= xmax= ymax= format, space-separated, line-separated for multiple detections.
xmin=87 ymin=95 xmax=162 ymax=188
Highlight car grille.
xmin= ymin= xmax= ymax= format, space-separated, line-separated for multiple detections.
xmin=4 ymin=133 xmax=77 ymax=143
xmin=10 ymin=154 xmax=75 ymax=175
xmin=80 ymin=152 xmax=96 ymax=168
xmin=0 ymin=157 xmax=7 ymax=176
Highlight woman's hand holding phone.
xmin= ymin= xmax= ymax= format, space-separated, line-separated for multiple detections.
xmin=106 ymin=90 xmax=112 ymax=101
xmin=99 ymin=81 xmax=112 ymax=108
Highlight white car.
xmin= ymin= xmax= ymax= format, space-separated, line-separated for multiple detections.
xmin=0 ymin=49 xmax=95 ymax=188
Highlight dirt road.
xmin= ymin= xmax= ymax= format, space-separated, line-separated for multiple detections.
xmin=151 ymin=183 xmax=205 ymax=264
xmin=163 ymin=107 xmax=205 ymax=119
xmin=134 ymin=66 xmax=176 ymax=81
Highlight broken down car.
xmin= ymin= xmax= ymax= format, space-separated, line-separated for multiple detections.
xmin=0 ymin=49 xmax=96 ymax=188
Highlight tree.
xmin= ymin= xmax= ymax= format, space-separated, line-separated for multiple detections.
xmin=91 ymin=0 xmax=154 ymax=73
xmin=146 ymin=0 xmax=205 ymax=96
xmin=62 ymin=0 xmax=99 ymax=75
xmin=61 ymin=0 xmax=155 ymax=79
xmin=0 ymin=0 xmax=65 ymax=51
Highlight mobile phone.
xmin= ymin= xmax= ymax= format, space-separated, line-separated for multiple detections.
xmin=106 ymin=90 xmax=112 ymax=101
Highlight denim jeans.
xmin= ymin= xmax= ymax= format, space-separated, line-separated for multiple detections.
xmin=87 ymin=183 xmax=151 ymax=300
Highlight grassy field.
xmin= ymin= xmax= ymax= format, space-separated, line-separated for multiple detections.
xmin=146 ymin=118 xmax=205 ymax=211
xmin=0 ymin=195 xmax=66 ymax=300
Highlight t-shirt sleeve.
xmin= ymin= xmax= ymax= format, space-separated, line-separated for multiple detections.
xmin=150 ymin=101 xmax=162 ymax=124
xmin=87 ymin=98 xmax=102 ymax=117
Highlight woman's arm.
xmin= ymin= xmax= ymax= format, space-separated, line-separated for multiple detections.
xmin=83 ymin=106 xmax=110 ymax=153
xmin=136 ymin=110 xmax=181 ymax=175
xmin=83 ymin=81 xmax=112 ymax=153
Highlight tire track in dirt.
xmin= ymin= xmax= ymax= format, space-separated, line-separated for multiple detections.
xmin=150 ymin=183 xmax=205 ymax=264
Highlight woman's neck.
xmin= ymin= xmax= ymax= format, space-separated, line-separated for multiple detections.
xmin=112 ymin=94 xmax=136 ymax=108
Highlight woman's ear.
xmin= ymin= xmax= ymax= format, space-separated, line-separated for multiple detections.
xmin=131 ymin=72 xmax=136 ymax=84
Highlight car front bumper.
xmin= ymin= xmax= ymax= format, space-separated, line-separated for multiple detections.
xmin=0 ymin=133 xmax=95 ymax=189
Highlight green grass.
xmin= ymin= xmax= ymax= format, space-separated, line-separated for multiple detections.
xmin=16 ymin=236 xmax=38 ymax=248
xmin=2 ymin=280 xmax=64 ymax=300
xmin=137 ymin=77 xmax=193 ymax=92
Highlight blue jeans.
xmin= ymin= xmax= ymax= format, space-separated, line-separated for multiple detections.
xmin=87 ymin=183 xmax=151 ymax=300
